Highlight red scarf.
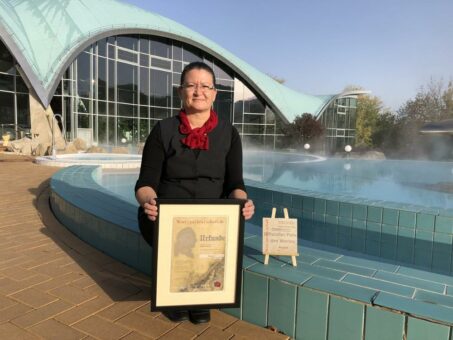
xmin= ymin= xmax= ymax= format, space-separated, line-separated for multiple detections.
xmin=179 ymin=109 xmax=218 ymax=150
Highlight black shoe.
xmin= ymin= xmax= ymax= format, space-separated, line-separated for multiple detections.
xmin=189 ymin=309 xmax=211 ymax=324
xmin=163 ymin=310 xmax=189 ymax=322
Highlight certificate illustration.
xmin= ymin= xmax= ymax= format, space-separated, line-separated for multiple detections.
xmin=170 ymin=216 xmax=227 ymax=292
xmin=151 ymin=199 xmax=245 ymax=311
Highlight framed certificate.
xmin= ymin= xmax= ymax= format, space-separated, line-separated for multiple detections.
xmin=151 ymin=199 xmax=245 ymax=311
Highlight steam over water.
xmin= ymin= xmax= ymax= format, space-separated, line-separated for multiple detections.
xmin=100 ymin=151 xmax=453 ymax=211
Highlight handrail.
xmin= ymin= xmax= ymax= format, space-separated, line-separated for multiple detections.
xmin=51 ymin=113 xmax=66 ymax=159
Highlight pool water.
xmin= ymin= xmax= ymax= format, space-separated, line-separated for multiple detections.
xmin=100 ymin=153 xmax=453 ymax=211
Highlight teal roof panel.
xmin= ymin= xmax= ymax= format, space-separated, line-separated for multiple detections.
xmin=0 ymin=0 xmax=332 ymax=121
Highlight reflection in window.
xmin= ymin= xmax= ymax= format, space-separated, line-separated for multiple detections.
xmin=0 ymin=92 xmax=14 ymax=124
xmin=77 ymin=53 xmax=91 ymax=98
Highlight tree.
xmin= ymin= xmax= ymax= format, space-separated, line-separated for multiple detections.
xmin=355 ymin=95 xmax=382 ymax=147
xmin=283 ymin=113 xmax=324 ymax=148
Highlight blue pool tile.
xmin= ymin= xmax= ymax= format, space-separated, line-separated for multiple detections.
xmin=325 ymin=215 xmax=338 ymax=227
xmin=328 ymin=297 xmax=364 ymax=340
xmin=326 ymin=200 xmax=339 ymax=216
xmin=364 ymin=307 xmax=404 ymax=340
xmin=339 ymin=202 xmax=353 ymax=218
xmin=352 ymin=219 xmax=366 ymax=230
xmin=242 ymin=271 xmax=268 ymax=326
xmin=415 ymin=230 xmax=434 ymax=243
xmin=414 ymin=290 xmax=453 ymax=308
xmin=399 ymin=211 xmax=416 ymax=228
xmin=296 ymin=287 xmax=328 ymax=340
xmin=406 ymin=317 xmax=450 ymax=340
xmin=413 ymin=249 xmax=432 ymax=269
xmin=435 ymin=215 xmax=453 ymax=234
xmin=272 ymin=191 xmax=284 ymax=205
xmin=299 ymin=244 xmax=340 ymax=261
xmin=397 ymin=265 xmax=453 ymax=286
xmin=337 ymin=235 xmax=352 ymax=250
xmin=338 ymin=255 xmax=398 ymax=272
xmin=343 ymin=274 xmax=415 ymax=297
xmin=431 ymin=252 xmax=451 ymax=274
xmin=314 ymin=259 xmax=375 ymax=276
xmin=268 ymin=279 xmax=297 ymax=338
xmin=277 ymin=253 xmax=318 ymax=265
xmin=350 ymin=232 xmax=366 ymax=253
xmin=374 ymin=271 xmax=445 ymax=293
xmin=433 ymin=233 xmax=453 ymax=253
xmin=365 ymin=239 xmax=380 ymax=257
xmin=353 ymin=204 xmax=367 ymax=220
xmin=366 ymin=222 xmax=381 ymax=241
xmin=291 ymin=195 xmax=303 ymax=209
xmin=367 ymin=206 xmax=383 ymax=223
xmin=314 ymin=198 xmax=326 ymax=214
xmin=338 ymin=217 xmax=352 ymax=228
xmin=303 ymin=197 xmax=314 ymax=212
xmin=250 ymin=262 xmax=312 ymax=285
xmin=416 ymin=213 xmax=435 ymax=231
xmin=374 ymin=292 xmax=453 ymax=325
xmin=294 ymin=261 xmax=346 ymax=280
xmin=381 ymin=224 xmax=398 ymax=243
xmin=337 ymin=225 xmax=351 ymax=237
xmin=304 ymin=277 xmax=377 ymax=303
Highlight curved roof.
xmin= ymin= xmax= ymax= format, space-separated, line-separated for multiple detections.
xmin=0 ymin=0 xmax=330 ymax=121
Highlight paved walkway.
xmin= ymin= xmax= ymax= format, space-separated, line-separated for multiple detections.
xmin=0 ymin=153 xmax=288 ymax=339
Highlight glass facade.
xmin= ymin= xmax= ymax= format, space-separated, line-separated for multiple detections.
xmin=50 ymin=34 xmax=286 ymax=148
xmin=319 ymin=96 xmax=357 ymax=152
xmin=0 ymin=39 xmax=30 ymax=138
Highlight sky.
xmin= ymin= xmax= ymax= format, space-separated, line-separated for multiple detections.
xmin=123 ymin=0 xmax=453 ymax=111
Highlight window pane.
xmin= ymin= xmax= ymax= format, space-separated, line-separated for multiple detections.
xmin=97 ymin=39 xmax=107 ymax=56
xmin=117 ymin=117 xmax=136 ymax=144
xmin=0 ymin=92 xmax=14 ymax=124
xmin=77 ymin=114 xmax=89 ymax=128
xmin=150 ymin=107 xmax=169 ymax=119
xmin=139 ymin=37 xmax=150 ymax=54
xmin=150 ymin=69 xmax=171 ymax=107
xmin=77 ymin=53 xmax=91 ymax=97
xmin=117 ymin=35 xmax=138 ymax=51
xmin=183 ymin=45 xmax=201 ymax=63
xmin=139 ymin=67 xmax=149 ymax=106
xmin=98 ymin=101 xmax=107 ymax=115
xmin=214 ymin=91 xmax=232 ymax=122
xmin=0 ymin=40 xmax=14 ymax=74
xmin=172 ymin=43 xmax=182 ymax=60
xmin=16 ymin=75 xmax=28 ymax=93
xmin=108 ymin=59 xmax=115 ymax=101
xmin=0 ymin=73 xmax=14 ymax=91
xmin=151 ymin=58 xmax=171 ymax=70
xmin=117 ymin=62 xmax=138 ymax=104
xmin=118 ymin=49 xmax=138 ymax=63
xmin=98 ymin=115 xmax=107 ymax=144
xmin=98 ymin=57 xmax=107 ymax=100
xmin=140 ymin=54 xmax=149 ymax=67
xmin=139 ymin=118 xmax=149 ymax=142
xmin=150 ymin=37 xmax=171 ymax=58
xmin=17 ymin=93 xmax=29 ymax=127
xmin=50 ymin=96 xmax=62 ymax=116
xmin=118 ymin=103 xmax=137 ymax=117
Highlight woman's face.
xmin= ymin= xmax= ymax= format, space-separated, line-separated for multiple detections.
xmin=179 ymin=68 xmax=217 ymax=114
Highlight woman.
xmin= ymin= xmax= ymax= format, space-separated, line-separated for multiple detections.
xmin=135 ymin=61 xmax=255 ymax=324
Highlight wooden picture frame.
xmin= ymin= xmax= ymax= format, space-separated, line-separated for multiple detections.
xmin=151 ymin=198 xmax=245 ymax=311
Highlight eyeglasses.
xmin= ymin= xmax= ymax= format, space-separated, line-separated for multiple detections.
xmin=181 ymin=83 xmax=215 ymax=92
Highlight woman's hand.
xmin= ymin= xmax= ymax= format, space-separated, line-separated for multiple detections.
xmin=242 ymin=199 xmax=255 ymax=220
xmin=143 ymin=198 xmax=158 ymax=221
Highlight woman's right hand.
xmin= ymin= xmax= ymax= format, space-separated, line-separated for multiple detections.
xmin=143 ymin=198 xmax=158 ymax=221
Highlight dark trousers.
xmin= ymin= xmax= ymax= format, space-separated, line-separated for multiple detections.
xmin=138 ymin=207 xmax=154 ymax=247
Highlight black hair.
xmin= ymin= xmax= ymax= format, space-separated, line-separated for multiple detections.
xmin=180 ymin=61 xmax=216 ymax=87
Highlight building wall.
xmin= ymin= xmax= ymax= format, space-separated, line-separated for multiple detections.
xmin=0 ymin=40 xmax=30 ymax=139
xmin=49 ymin=34 xmax=286 ymax=149
xmin=319 ymin=96 xmax=357 ymax=153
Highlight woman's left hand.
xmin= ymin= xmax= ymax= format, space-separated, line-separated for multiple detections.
xmin=242 ymin=199 xmax=255 ymax=220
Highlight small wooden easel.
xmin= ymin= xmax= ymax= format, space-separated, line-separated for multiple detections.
xmin=263 ymin=207 xmax=298 ymax=267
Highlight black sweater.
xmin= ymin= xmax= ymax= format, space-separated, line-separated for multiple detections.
xmin=135 ymin=116 xmax=246 ymax=199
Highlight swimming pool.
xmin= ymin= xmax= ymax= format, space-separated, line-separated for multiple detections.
xmin=35 ymin=153 xmax=141 ymax=168
xmin=101 ymin=152 xmax=453 ymax=211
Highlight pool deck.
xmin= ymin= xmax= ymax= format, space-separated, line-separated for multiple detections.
xmin=0 ymin=152 xmax=287 ymax=339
